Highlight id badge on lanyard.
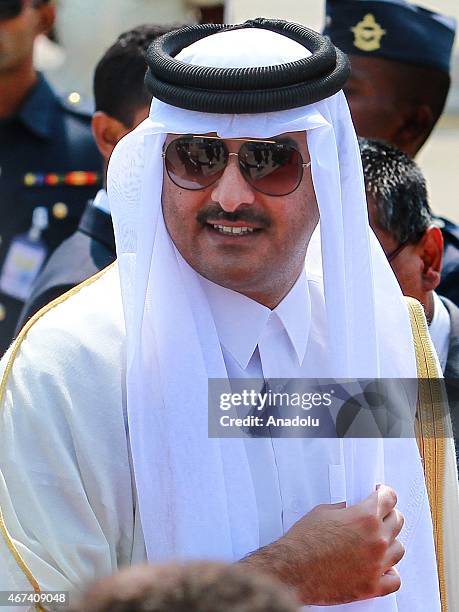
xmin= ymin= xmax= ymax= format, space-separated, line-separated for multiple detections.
xmin=0 ymin=207 xmax=48 ymax=302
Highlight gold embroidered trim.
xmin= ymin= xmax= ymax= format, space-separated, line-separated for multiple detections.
xmin=406 ymin=297 xmax=446 ymax=611
xmin=0 ymin=262 xmax=116 ymax=611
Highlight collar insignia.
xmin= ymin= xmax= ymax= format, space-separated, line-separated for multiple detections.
xmin=351 ymin=14 xmax=386 ymax=52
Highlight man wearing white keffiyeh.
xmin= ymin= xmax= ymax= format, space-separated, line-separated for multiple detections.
xmin=0 ymin=19 xmax=458 ymax=612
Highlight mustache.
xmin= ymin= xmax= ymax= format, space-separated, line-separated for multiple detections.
xmin=196 ymin=204 xmax=271 ymax=228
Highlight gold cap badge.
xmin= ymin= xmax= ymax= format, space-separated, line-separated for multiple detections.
xmin=351 ymin=14 xmax=386 ymax=52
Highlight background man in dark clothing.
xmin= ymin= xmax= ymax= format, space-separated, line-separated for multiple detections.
xmin=0 ymin=0 xmax=101 ymax=354
xmin=324 ymin=0 xmax=459 ymax=307
xmin=360 ymin=137 xmax=459 ymax=458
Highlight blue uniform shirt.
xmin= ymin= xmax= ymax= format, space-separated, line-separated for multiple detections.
xmin=0 ymin=74 xmax=102 ymax=354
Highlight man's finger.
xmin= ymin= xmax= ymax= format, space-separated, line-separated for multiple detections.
xmin=360 ymin=485 xmax=397 ymax=518
xmin=375 ymin=485 xmax=398 ymax=518
xmin=378 ymin=568 xmax=401 ymax=597
xmin=383 ymin=540 xmax=405 ymax=568
xmin=382 ymin=508 xmax=404 ymax=540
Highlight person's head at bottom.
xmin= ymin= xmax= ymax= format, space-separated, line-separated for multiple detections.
xmin=360 ymin=137 xmax=442 ymax=321
xmin=72 ymin=562 xmax=300 ymax=612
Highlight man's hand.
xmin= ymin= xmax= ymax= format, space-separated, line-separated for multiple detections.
xmin=240 ymin=485 xmax=405 ymax=605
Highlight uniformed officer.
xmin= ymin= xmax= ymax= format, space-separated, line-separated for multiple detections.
xmin=0 ymin=0 xmax=102 ymax=355
xmin=324 ymin=0 xmax=459 ymax=307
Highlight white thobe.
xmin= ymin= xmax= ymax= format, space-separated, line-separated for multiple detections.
xmin=0 ymin=264 xmax=440 ymax=610
xmin=200 ymin=270 xmax=344 ymax=548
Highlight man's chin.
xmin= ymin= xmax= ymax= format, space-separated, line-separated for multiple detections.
xmin=199 ymin=266 xmax=260 ymax=294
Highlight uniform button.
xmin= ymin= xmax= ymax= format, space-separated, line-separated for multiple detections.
xmin=53 ymin=202 xmax=68 ymax=220
xmin=68 ymin=92 xmax=81 ymax=105
xmin=0 ymin=303 xmax=6 ymax=322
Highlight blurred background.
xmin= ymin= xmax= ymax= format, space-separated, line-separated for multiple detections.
xmin=37 ymin=0 xmax=459 ymax=221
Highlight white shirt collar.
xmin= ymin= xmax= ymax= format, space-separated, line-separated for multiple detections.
xmin=199 ymin=270 xmax=310 ymax=369
xmin=92 ymin=189 xmax=111 ymax=215
xmin=429 ymin=291 xmax=451 ymax=373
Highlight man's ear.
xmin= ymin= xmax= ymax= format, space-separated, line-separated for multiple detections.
xmin=394 ymin=105 xmax=433 ymax=158
xmin=419 ymin=225 xmax=443 ymax=291
xmin=92 ymin=112 xmax=130 ymax=161
xmin=36 ymin=2 xmax=56 ymax=36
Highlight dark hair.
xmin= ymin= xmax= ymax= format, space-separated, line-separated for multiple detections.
xmin=93 ymin=24 xmax=180 ymax=127
xmin=359 ymin=138 xmax=431 ymax=244
xmin=73 ymin=562 xmax=299 ymax=612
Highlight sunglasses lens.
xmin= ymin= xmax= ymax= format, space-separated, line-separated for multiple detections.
xmin=0 ymin=1 xmax=22 ymax=20
xmin=239 ymin=142 xmax=302 ymax=196
xmin=164 ymin=137 xmax=304 ymax=196
xmin=165 ymin=137 xmax=228 ymax=190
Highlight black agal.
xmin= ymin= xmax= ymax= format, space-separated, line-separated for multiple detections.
xmin=145 ymin=18 xmax=350 ymax=114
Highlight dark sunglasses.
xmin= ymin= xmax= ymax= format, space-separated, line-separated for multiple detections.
xmin=0 ymin=0 xmax=22 ymax=20
xmin=0 ymin=0 xmax=45 ymax=20
xmin=162 ymin=135 xmax=311 ymax=197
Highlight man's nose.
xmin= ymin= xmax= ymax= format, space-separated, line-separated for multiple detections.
xmin=211 ymin=155 xmax=256 ymax=212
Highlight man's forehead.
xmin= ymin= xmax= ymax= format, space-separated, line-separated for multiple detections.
xmin=348 ymin=55 xmax=402 ymax=85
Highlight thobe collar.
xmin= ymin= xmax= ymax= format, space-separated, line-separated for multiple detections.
xmin=199 ymin=270 xmax=310 ymax=369
xmin=92 ymin=189 xmax=111 ymax=215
